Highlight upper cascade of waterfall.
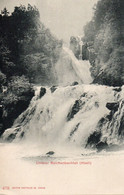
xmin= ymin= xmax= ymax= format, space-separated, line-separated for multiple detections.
xmin=55 ymin=46 xmax=93 ymax=86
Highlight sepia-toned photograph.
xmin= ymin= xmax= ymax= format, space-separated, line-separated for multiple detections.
xmin=0 ymin=0 xmax=124 ymax=194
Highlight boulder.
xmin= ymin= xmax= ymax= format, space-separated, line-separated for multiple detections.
xmin=0 ymin=105 xmax=3 ymax=121
xmin=67 ymin=100 xmax=83 ymax=121
xmin=39 ymin=87 xmax=46 ymax=98
xmin=0 ymin=123 xmax=4 ymax=136
xmin=96 ymin=141 xmax=108 ymax=152
xmin=46 ymin=151 xmax=55 ymax=156
xmin=106 ymin=102 xmax=119 ymax=112
xmin=86 ymin=131 xmax=108 ymax=151
xmin=86 ymin=131 xmax=102 ymax=148
xmin=113 ymin=87 xmax=122 ymax=92
xmin=50 ymin=86 xmax=57 ymax=93
xmin=118 ymin=115 xmax=124 ymax=136
xmin=71 ymin=81 xmax=79 ymax=86
xmin=7 ymin=133 xmax=17 ymax=142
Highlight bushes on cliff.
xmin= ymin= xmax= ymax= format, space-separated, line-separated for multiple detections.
xmin=83 ymin=0 xmax=124 ymax=86
xmin=0 ymin=4 xmax=62 ymax=135
xmin=0 ymin=71 xmax=6 ymax=89
xmin=0 ymin=4 xmax=62 ymax=85
xmin=1 ymin=76 xmax=34 ymax=131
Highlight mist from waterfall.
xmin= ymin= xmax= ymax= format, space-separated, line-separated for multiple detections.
xmin=1 ymin=45 xmax=124 ymax=195
xmin=2 ymin=83 xmax=124 ymax=157
xmin=55 ymin=46 xmax=92 ymax=85
xmin=1 ymin=46 xmax=124 ymax=155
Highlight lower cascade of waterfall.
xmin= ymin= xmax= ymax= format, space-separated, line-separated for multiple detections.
xmin=2 ymin=84 xmax=124 ymax=154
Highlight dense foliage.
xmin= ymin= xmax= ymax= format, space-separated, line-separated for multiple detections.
xmin=0 ymin=4 xmax=62 ymax=135
xmin=0 ymin=4 xmax=62 ymax=85
xmin=83 ymin=0 xmax=124 ymax=86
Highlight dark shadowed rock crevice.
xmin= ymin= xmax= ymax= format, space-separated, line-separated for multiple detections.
xmin=50 ymin=86 xmax=57 ymax=93
xmin=39 ymin=87 xmax=46 ymax=98
xmin=86 ymin=131 xmax=102 ymax=148
xmin=106 ymin=102 xmax=119 ymax=112
xmin=71 ymin=81 xmax=79 ymax=86
xmin=118 ymin=115 xmax=124 ymax=136
xmin=106 ymin=102 xmax=119 ymax=121
xmin=67 ymin=100 xmax=84 ymax=121
xmin=68 ymin=123 xmax=80 ymax=140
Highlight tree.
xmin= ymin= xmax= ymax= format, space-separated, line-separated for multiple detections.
xmin=0 ymin=71 xmax=6 ymax=86
xmin=1 ymin=7 xmax=9 ymax=16
xmin=0 ymin=38 xmax=16 ymax=77
xmin=0 ymin=5 xmax=62 ymax=85
xmin=83 ymin=0 xmax=124 ymax=86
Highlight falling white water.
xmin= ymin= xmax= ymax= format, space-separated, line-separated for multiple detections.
xmin=1 ymin=60 xmax=124 ymax=195
xmin=1 ymin=46 xmax=93 ymax=156
xmin=55 ymin=46 xmax=92 ymax=85
xmin=2 ymin=45 xmax=124 ymax=156
xmin=2 ymin=84 xmax=123 ymax=155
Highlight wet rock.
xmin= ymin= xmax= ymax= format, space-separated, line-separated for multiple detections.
xmin=0 ymin=123 xmax=4 ymax=136
xmin=98 ymin=117 xmax=107 ymax=127
xmin=50 ymin=86 xmax=57 ymax=93
xmin=96 ymin=141 xmax=108 ymax=152
xmin=2 ymin=127 xmax=21 ymax=142
xmin=67 ymin=100 xmax=83 ymax=121
xmin=71 ymin=81 xmax=79 ymax=86
xmin=68 ymin=123 xmax=80 ymax=140
xmin=0 ymin=105 xmax=3 ymax=122
xmin=113 ymin=87 xmax=122 ymax=92
xmin=39 ymin=87 xmax=46 ymax=98
xmin=106 ymin=102 xmax=119 ymax=112
xmin=86 ymin=130 xmax=109 ymax=152
xmin=106 ymin=113 xmax=113 ymax=121
xmin=86 ymin=131 xmax=102 ymax=148
xmin=7 ymin=133 xmax=16 ymax=142
xmin=46 ymin=151 xmax=55 ymax=156
xmin=80 ymin=93 xmax=87 ymax=98
xmin=118 ymin=115 xmax=124 ymax=136
xmin=20 ymin=131 xmax=25 ymax=138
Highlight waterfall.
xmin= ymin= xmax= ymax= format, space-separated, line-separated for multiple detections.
xmin=2 ymin=84 xmax=124 ymax=152
xmin=78 ymin=36 xmax=83 ymax=60
xmin=1 ymin=47 xmax=124 ymax=153
xmin=55 ymin=46 xmax=92 ymax=85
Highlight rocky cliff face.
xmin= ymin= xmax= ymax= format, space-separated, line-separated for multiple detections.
xmin=83 ymin=0 xmax=124 ymax=87
xmin=91 ymin=21 xmax=124 ymax=86
xmin=70 ymin=36 xmax=80 ymax=59
xmin=69 ymin=36 xmax=89 ymax=61
xmin=0 ymin=76 xmax=34 ymax=136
